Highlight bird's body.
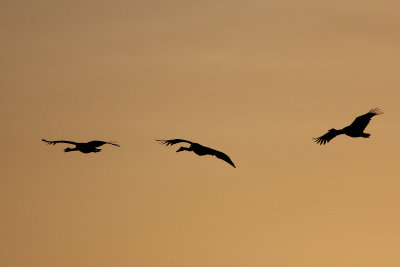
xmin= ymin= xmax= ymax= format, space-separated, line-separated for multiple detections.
xmin=42 ymin=139 xmax=120 ymax=153
xmin=157 ymin=139 xmax=236 ymax=168
xmin=313 ymin=108 xmax=383 ymax=145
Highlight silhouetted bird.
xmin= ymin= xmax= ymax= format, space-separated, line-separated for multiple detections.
xmin=42 ymin=139 xmax=120 ymax=153
xmin=313 ymin=108 xmax=383 ymax=145
xmin=156 ymin=139 xmax=236 ymax=168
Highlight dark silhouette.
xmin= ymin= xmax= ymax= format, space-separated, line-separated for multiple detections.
xmin=156 ymin=139 xmax=236 ymax=168
xmin=42 ymin=139 xmax=120 ymax=153
xmin=313 ymin=108 xmax=383 ymax=145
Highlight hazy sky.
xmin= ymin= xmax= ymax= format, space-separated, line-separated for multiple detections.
xmin=1 ymin=0 xmax=400 ymax=266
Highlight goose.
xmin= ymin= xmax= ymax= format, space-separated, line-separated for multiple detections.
xmin=156 ymin=139 xmax=236 ymax=168
xmin=42 ymin=139 xmax=120 ymax=153
xmin=313 ymin=108 xmax=383 ymax=145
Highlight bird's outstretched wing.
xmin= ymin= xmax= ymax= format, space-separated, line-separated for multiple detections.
xmin=105 ymin=141 xmax=120 ymax=147
xmin=348 ymin=108 xmax=383 ymax=132
xmin=156 ymin=139 xmax=193 ymax=146
xmin=42 ymin=139 xmax=77 ymax=145
xmin=313 ymin=129 xmax=343 ymax=145
xmin=208 ymin=148 xmax=236 ymax=168
xmin=87 ymin=140 xmax=120 ymax=147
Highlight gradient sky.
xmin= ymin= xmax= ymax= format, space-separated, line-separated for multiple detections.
xmin=1 ymin=1 xmax=400 ymax=266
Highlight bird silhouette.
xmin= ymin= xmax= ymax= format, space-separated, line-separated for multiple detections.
xmin=42 ymin=139 xmax=120 ymax=153
xmin=156 ymin=139 xmax=236 ymax=168
xmin=313 ymin=108 xmax=383 ymax=145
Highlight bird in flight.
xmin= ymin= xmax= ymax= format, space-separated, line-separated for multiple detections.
xmin=313 ymin=108 xmax=383 ymax=145
xmin=42 ymin=139 xmax=120 ymax=153
xmin=156 ymin=139 xmax=236 ymax=168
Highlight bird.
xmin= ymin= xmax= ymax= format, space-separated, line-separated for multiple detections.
xmin=156 ymin=139 xmax=236 ymax=168
xmin=42 ymin=139 xmax=120 ymax=153
xmin=313 ymin=108 xmax=383 ymax=145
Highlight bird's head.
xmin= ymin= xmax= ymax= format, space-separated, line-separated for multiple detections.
xmin=176 ymin=147 xmax=184 ymax=152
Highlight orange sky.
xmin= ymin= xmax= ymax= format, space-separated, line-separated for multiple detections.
xmin=1 ymin=1 xmax=400 ymax=266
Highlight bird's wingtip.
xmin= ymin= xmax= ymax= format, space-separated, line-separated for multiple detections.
xmin=370 ymin=107 xmax=384 ymax=115
xmin=108 ymin=141 xmax=120 ymax=147
xmin=42 ymin=139 xmax=51 ymax=144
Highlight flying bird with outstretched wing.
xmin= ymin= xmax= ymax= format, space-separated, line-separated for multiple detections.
xmin=42 ymin=139 xmax=120 ymax=153
xmin=156 ymin=139 xmax=236 ymax=168
xmin=313 ymin=108 xmax=383 ymax=145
